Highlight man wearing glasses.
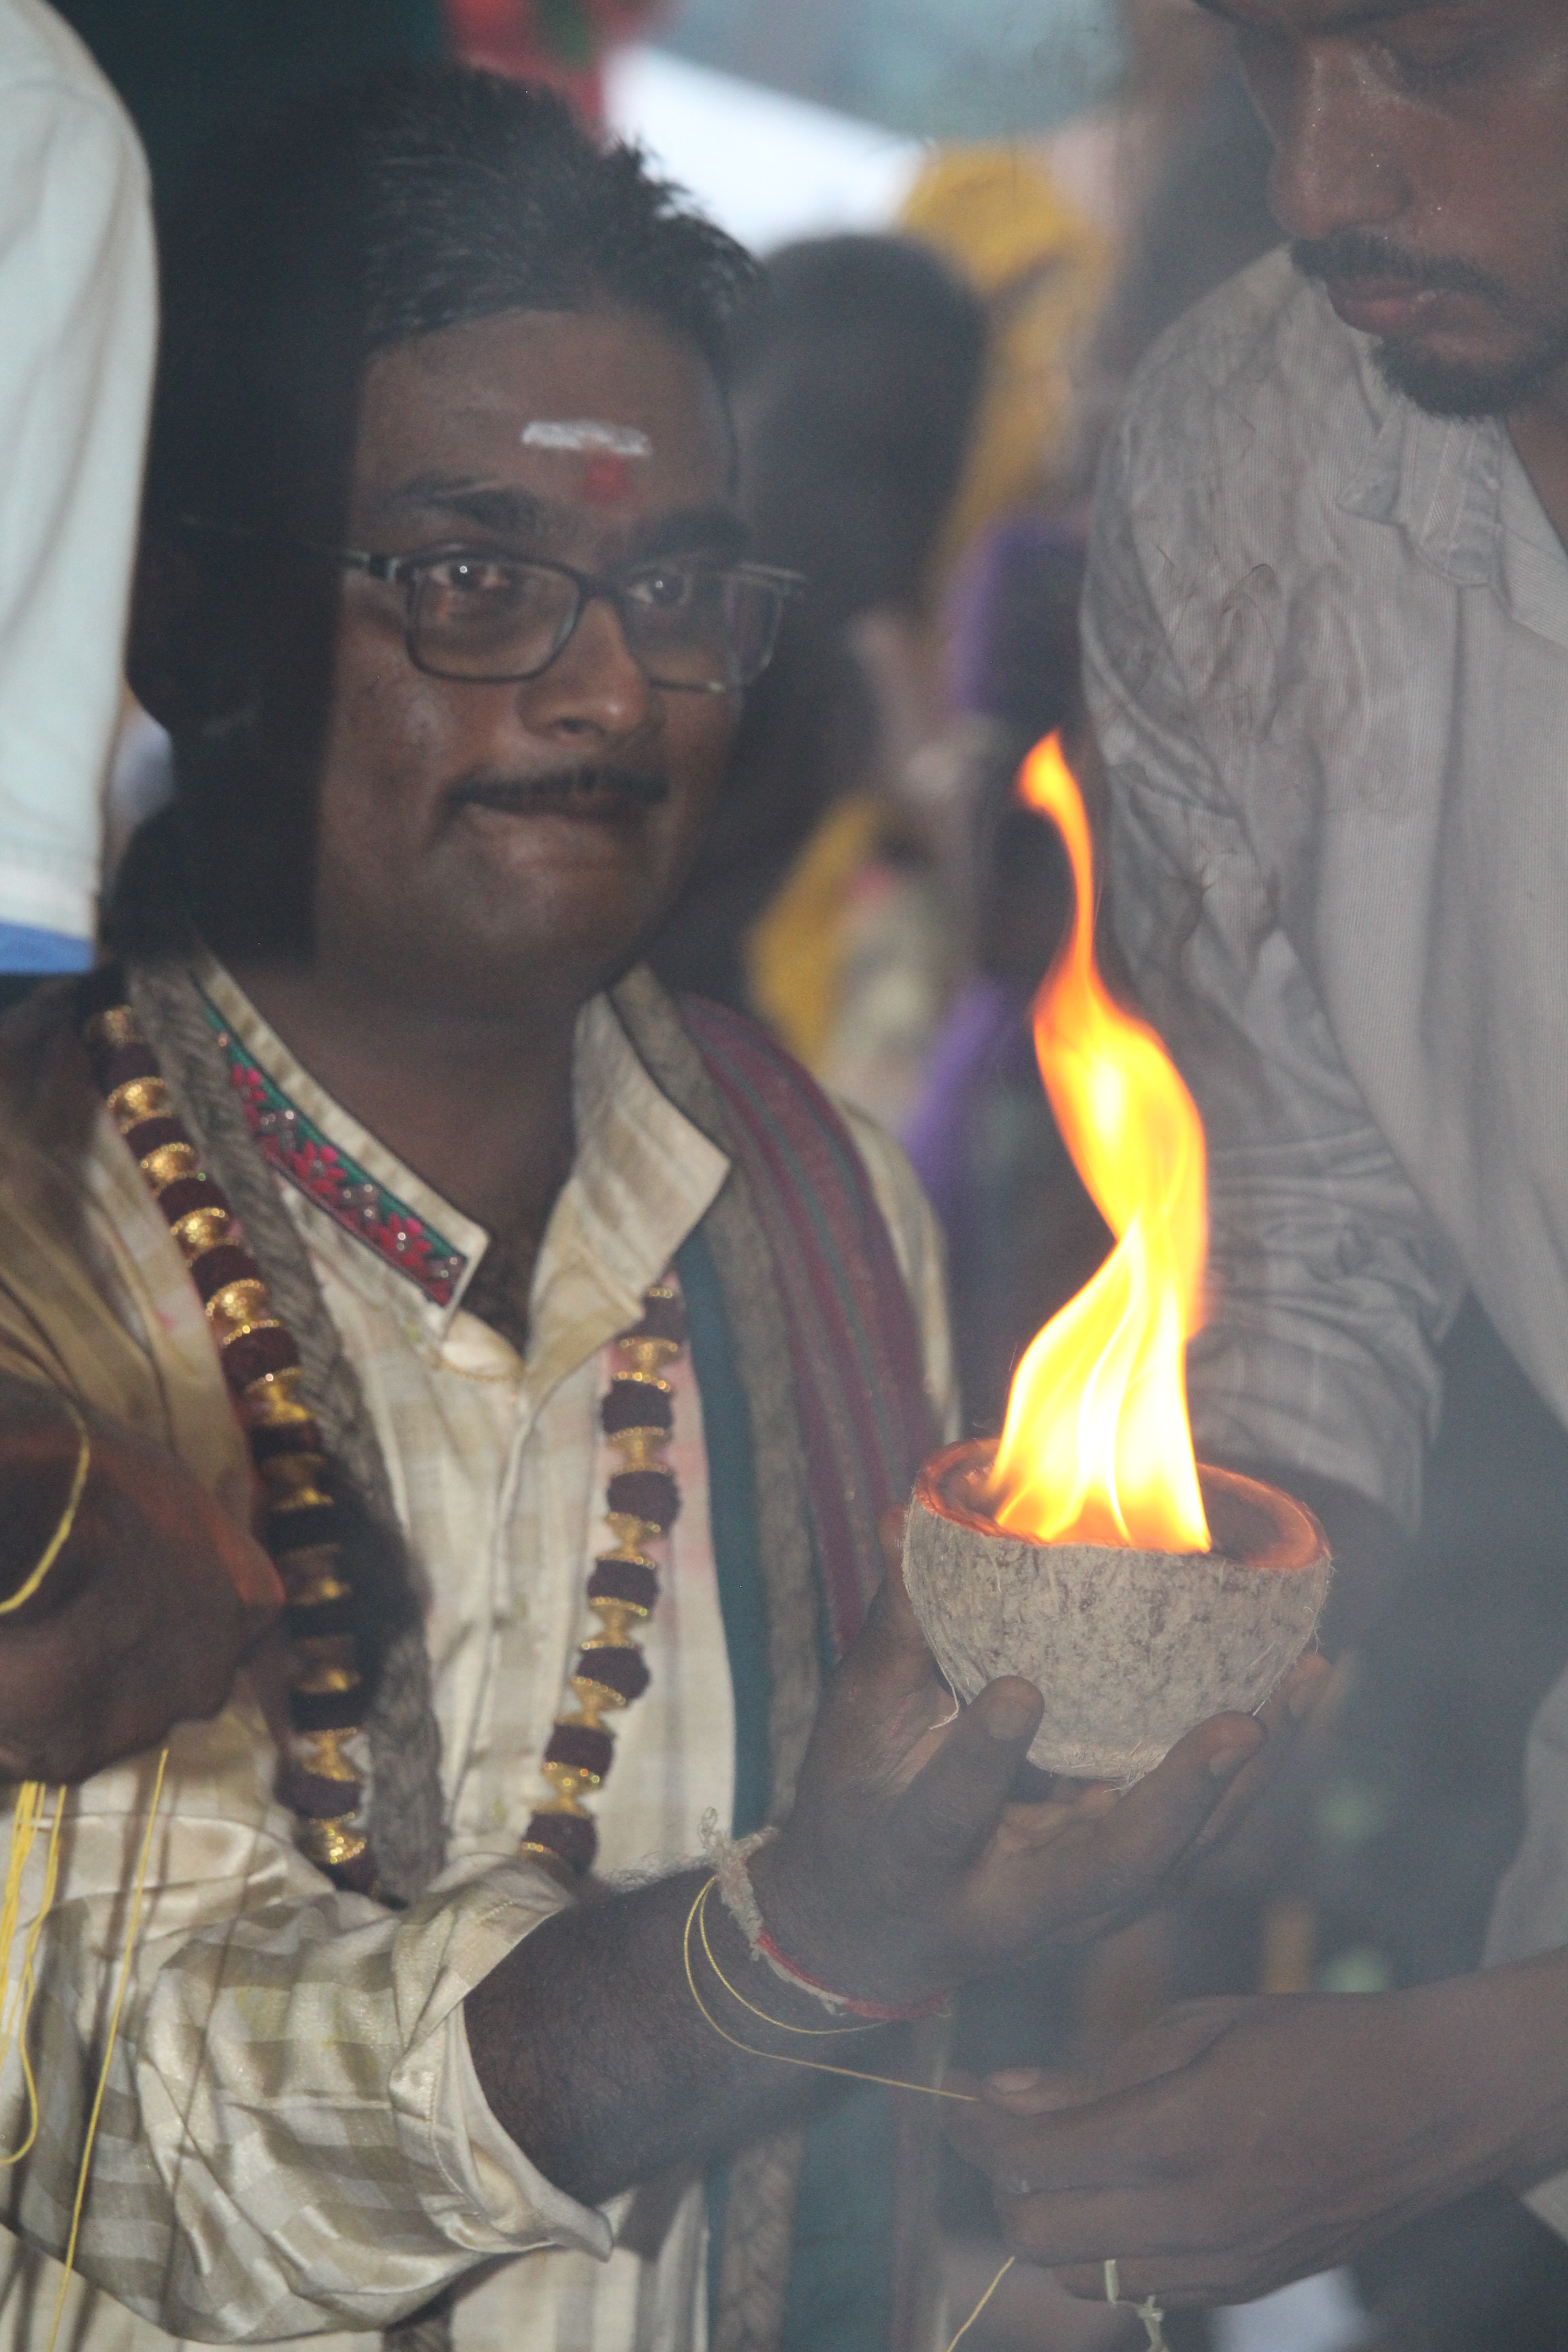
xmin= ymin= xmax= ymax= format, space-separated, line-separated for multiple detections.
xmin=0 ymin=64 xmax=1315 ymax=2352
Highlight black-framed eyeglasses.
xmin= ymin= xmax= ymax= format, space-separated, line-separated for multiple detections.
xmin=177 ymin=519 xmax=802 ymax=695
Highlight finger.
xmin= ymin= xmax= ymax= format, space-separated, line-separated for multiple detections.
xmin=1189 ymin=1656 xmax=1330 ymax=1852
xmin=981 ymin=2067 xmax=1091 ymax=2115
xmin=1005 ymin=1713 xmax=1260 ymax=1927
xmin=890 ymin=1676 xmax=1044 ymax=1871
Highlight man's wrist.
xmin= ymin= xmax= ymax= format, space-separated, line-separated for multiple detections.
xmin=746 ymin=1836 xmax=947 ymax=2014
xmin=1454 ymin=1953 xmax=1568 ymax=2195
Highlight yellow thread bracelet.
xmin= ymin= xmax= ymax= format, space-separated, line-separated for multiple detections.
xmin=0 ymin=1399 xmax=89 ymax=1618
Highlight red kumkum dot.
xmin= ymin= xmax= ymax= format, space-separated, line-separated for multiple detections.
xmin=581 ymin=451 xmax=633 ymax=506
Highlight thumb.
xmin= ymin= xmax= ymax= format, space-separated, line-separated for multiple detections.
xmin=890 ymin=1676 xmax=1045 ymax=1872
xmin=1048 ymin=1711 xmax=1263 ymax=1903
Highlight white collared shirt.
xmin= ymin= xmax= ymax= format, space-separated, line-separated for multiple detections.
xmin=0 ymin=963 xmax=953 ymax=2352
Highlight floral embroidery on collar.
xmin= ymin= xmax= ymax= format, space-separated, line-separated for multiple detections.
xmin=203 ymin=997 xmax=469 ymax=1309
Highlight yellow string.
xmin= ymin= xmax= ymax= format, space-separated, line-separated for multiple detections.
xmin=696 ymin=1884 xmax=883 ymax=2041
xmin=0 ymin=1401 xmax=90 ymax=1617
xmin=44 ymin=1747 xmax=169 ymax=2352
xmin=685 ymin=1880 xmax=977 ymax=2102
xmin=1106 ymin=2258 xmax=1169 ymax=2349
xmin=945 ymin=2254 xmax=1015 ymax=2349
xmin=0 ymin=1784 xmax=67 ymax=2166
xmin=689 ymin=1881 xmax=1169 ymax=2352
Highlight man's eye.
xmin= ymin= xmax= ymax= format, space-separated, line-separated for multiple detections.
xmin=427 ymin=556 xmax=521 ymax=597
xmin=1378 ymin=22 xmax=1500 ymax=96
xmin=626 ymin=566 xmax=698 ymax=612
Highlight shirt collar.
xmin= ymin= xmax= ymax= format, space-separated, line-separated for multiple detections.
xmin=1338 ymin=387 xmax=1507 ymax=590
xmin=192 ymin=952 xmax=729 ymax=1357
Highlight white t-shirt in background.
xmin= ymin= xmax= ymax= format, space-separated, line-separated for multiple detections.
xmin=0 ymin=0 xmax=154 ymax=966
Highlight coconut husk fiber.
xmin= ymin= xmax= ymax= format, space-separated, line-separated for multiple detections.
xmin=903 ymin=1443 xmax=1331 ymax=1782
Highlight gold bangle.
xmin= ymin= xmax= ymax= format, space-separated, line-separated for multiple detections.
xmin=0 ymin=1396 xmax=91 ymax=1616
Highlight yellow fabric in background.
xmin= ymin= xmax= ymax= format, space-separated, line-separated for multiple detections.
xmin=745 ymin=795 xmax=883 ymax=1071
xmin=900 ymin=144 xmax=1111 ymax=575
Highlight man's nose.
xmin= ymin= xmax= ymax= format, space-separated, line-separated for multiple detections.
xmin=1259 ymin=46 xmax=1413 ymax=246
xmin=518 ymin=591 xmax=653 ymax=742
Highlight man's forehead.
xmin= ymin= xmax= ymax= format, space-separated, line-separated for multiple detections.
xmin=357 ymin=307 xmax=731 ymax=496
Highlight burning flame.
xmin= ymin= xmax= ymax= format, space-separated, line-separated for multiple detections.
xmin=987 ymin=734 xmax=1210 ymax=1552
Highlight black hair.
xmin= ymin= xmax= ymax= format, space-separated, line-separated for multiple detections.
xmin=144 ymin=63 xmax=759 ymax=536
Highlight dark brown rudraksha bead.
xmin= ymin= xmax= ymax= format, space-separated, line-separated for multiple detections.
xmin=223 ymin=1324 xmax=300 ymax=1390
xmin=267 ymin=1499 xmax=340 ymax=1556
xmin=576 ymin=1643 xmax=651 ymax=1705
xmin=250 ymin=1418 xmax=325 ymax=1465
xmin=525 ymin=1810 xmax=597 ymax=1874
xmin=606 ymin=1467 xmax=679 ymax=1532
xmin=288 ymin=1682 xmax=365 ymax=1733
xmin=601 ymin=1377 xmax=672 ymax=1437
xmin=587 ymin=1556 xmax=659 ymax=1612
xmin=157 ymin=1174 xmax=227 ymax=1228
xmin=280 ymin=1762 xmax=366 ymax=1820
xmin=191 ymin=1243 xmax=261 ymax=1303
xmin=286 ymin=1593 xmax=357 ymax=1642
xmin=544 ymin=1722 xmax=615 ymax=1781
xmin=627 ymin=1292 xmax=687 ymax=1347
xmin=122 ymin=1115 xmax=187 ymax=1163
xmin=91 ymin=1041 xmax=159 ymax=1094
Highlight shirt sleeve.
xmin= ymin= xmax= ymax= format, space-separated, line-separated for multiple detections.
xmin=839 ymin=1104 xmax=962 ymax=1443
xmin=3 ymin=1708 xmax=610 ymax=2341
xmin=0 ymin=65 xmax=156 ymax=941
xmin=1083 ymin=406 xmax=1462 ymax=1535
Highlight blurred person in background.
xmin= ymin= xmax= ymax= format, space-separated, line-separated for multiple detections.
xmin=949 ymin=4 xmax=1568 ymax=2347
xmin=898 ymin=147 xmax=1111 ymax=572
xmin=651 ymin=231 xmax=989 ymax=1132
xmin=0 ymin=0 xmax=154 ymax=999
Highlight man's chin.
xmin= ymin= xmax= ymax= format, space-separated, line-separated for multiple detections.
xmin=1371 ymin=333 xmax=1568 ymax=419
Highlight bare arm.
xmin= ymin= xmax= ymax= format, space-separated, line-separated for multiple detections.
xmin=0 ymin=1373 xmax=280 ymax=1780
xmin=468 ymin=1544 xmax=1328 ymax=2206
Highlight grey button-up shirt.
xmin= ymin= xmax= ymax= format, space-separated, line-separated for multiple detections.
xmin=1085 ymin=248 xmax=1568 ymax=2227
xmin=1088 ymin=247 xmax=1568 ymax=1540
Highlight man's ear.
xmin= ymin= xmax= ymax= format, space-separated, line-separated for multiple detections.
xmin=127 ymin=536 xmax=220 ymax=738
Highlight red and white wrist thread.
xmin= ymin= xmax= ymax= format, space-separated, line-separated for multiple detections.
xmin=701 ymin=1816 xmax=951 ymax=2023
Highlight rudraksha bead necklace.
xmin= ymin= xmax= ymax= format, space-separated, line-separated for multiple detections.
xmin=78 ymin=990 xmax=376 ymax=1889
xmin=521 ymin=1282 xmax=685 ymax=1876
xmin=79 ymin=976 xmax=683 ymax=1891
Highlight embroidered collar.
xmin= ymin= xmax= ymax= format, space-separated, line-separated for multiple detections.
xmin=199 ymin=990 xmax=470 ymax=1310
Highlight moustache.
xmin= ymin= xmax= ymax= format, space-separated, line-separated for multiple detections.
xmin=448 ymin=765 xmax=670 ymax=816
xmin=1292 ymin=229 xmax=1512 ymax=309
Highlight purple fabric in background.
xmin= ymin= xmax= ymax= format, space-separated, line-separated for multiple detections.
xmin=945 ymin=517 xmax=1085 ymax=738
xmin=902 ymin=975 xmax=1035 ymax=1231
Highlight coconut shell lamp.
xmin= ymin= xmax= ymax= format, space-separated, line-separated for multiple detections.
xmin=904 ymin=737 xmax=1330 ymax=1781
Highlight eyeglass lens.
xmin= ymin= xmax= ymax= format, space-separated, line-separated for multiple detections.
xmin=408 ymin=557 xmax=785 ymax=691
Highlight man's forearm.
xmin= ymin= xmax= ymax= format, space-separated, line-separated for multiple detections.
xmin=464 ymin=1867 xmax=894 ymax=2206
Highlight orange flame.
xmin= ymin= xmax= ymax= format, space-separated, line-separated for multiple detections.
xmin=988 ymin=734 xmax=1210 ymax=1552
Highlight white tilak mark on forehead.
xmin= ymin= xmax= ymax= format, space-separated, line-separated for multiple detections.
xmin=521 ymin=419 xmax=653 ymax=457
